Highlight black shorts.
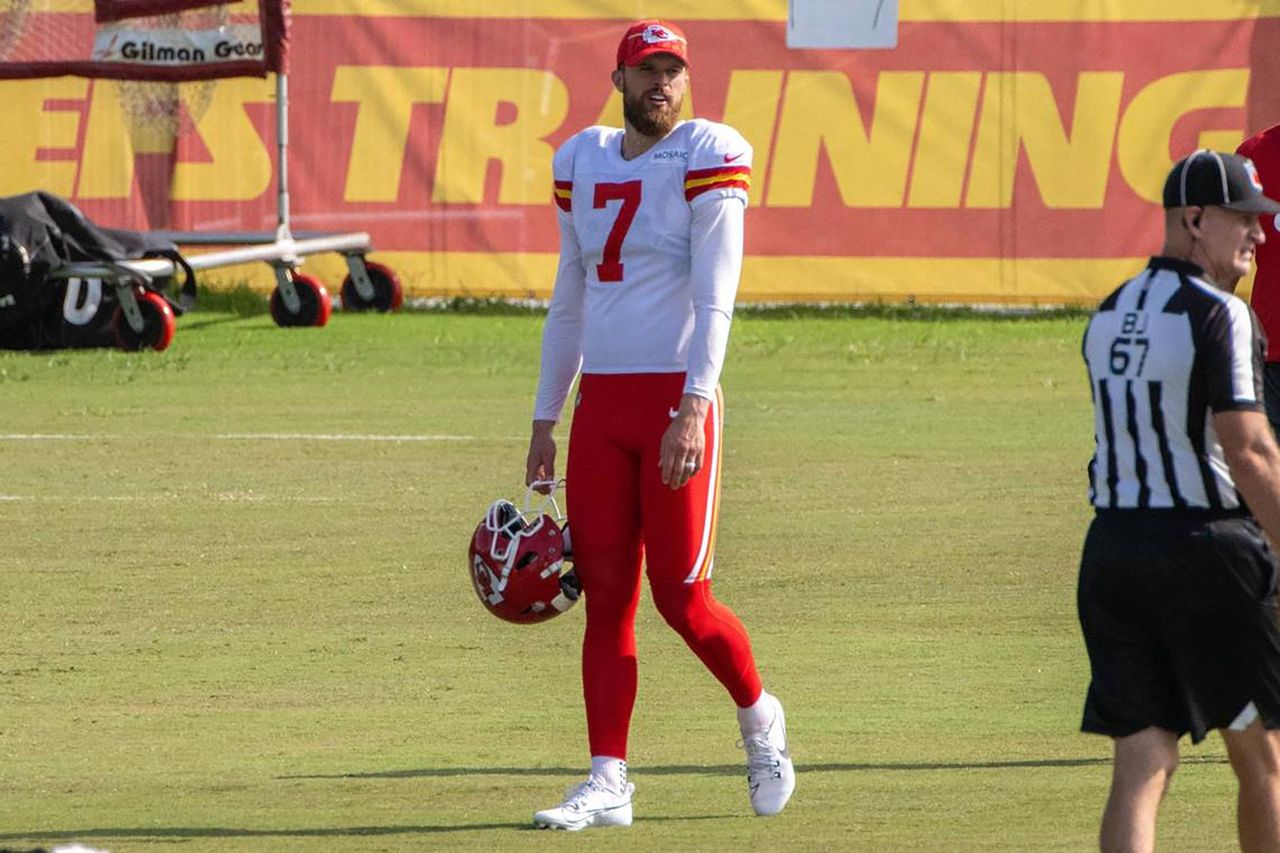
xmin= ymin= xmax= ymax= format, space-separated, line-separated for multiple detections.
xmin=1264 ymin=362 xmax=1280 ymax=437
xmin=1078 ymin=510 xmax=1280 ymax=743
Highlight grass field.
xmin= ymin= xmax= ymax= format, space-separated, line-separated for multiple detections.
xmin=0 ymin=303 xmax=1248 ymax=851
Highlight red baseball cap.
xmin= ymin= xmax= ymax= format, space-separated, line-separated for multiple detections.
xmin=616 ymin=20 xmax=690 ymax=68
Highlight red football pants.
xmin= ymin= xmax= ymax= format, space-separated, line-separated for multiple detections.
xmin=566 ymin=372 xmax=763 ymax=760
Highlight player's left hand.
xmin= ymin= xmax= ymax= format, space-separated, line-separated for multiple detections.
xmin=660 ymin=393 xmax=709 ymax=489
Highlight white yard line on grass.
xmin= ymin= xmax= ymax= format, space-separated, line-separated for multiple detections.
xmin=0 ymin=493 xmax=340 ymax=503
xmin=215 ymin=433 xmax=477 ymax=441
xmin=0 ymin=433 xmax=489 ymax=442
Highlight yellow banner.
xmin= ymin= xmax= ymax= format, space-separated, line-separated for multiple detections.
xmin=206 ymin=251 xmax=1157 ymax=307
xmin=291 ymin=0 xmax=1280 ymax=21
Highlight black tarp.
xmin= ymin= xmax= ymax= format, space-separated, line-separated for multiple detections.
xmin=0 ymin=192 xmax=191 ymax=349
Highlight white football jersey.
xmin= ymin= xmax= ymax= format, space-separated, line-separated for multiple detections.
xmin=533 ymin=119 xmax=752 ymax=422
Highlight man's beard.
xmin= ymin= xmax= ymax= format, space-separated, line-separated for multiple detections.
xmin=622 ymin=82 xmax=681 ymax=138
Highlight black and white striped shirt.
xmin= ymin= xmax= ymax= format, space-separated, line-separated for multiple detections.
xmin=1083 ymin=257 xmax=1266 ymax=510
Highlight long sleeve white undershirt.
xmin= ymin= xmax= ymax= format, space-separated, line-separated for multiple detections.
xmin=532 ymin=216 xmax=587 ymax=423
xmin=684 ymin=195 xmax=745 ymax=400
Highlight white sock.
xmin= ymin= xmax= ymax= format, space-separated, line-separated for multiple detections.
xmin=590 ymin=755 xmax=627 ymax=790
xmin=737 ymin=690 xmax=776 ymax=735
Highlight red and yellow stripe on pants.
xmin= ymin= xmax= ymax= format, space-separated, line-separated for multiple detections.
xmin=684 ymin=384 xmax=723 ymax=583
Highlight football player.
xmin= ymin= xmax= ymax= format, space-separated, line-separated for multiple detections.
xmin=524 ymin=19 xmax=795 ymax=831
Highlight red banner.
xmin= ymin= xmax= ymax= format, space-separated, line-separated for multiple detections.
xmin=1 ymin=9 xmax=1277 ymax=303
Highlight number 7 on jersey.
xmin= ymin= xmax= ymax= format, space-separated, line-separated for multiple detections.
xmin=593 ymin=181 xmax=642 ymax=283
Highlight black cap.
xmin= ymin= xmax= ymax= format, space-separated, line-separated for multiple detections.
xmin=1162 ymin=150 xmax=1280 ymax=213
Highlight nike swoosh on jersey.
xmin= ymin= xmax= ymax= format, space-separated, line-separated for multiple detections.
xmin=724 ymin=152 xmax=744 ymax=163
xmin=668 ymin=407 xmax=680 ymax=418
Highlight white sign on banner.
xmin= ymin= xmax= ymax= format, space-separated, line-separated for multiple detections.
xmin=787 ymin=0 xmax=899 ymax=49
xmin=92 ymin=24 xmax=266 ymax=65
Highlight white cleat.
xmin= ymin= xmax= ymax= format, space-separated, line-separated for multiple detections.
xmin=532 ymin=777 xmax=635 ymax=831
xmin=740 ymin=694 xmax=796 ymax=816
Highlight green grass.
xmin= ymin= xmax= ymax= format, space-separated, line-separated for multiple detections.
xmin=0 ymin=308 xmax=1245 ymax=851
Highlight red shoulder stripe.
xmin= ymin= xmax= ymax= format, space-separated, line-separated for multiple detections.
xmin=685 ymin=165 xmax=751 ymax=182
xmin=553 ymin=180 xmax=572 ymax=212
xmin=685 ymin=179 xmax=750 ymax=202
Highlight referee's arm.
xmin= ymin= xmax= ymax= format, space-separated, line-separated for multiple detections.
xmin=1219 ymin=409 xmax=1280 ymax=548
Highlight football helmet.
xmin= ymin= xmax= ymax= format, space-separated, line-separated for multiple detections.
xmin=468 ymin=481 xmax=580 ymax=624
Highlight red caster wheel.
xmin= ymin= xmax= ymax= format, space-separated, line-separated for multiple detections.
xmin=270 ymin=272 xmax=331 ymax=328
xmin=113 ymin=289 xmax=176 ymax=351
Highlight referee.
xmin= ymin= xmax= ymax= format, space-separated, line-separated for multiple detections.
xmin=1080 ymin=150 xmax=1280 ymax=853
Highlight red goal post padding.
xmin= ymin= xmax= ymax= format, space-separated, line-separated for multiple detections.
xmin=0 ymin=0 xmax=287 ymax=81
xmin=95 ymin=0 xmax=242 ymax=24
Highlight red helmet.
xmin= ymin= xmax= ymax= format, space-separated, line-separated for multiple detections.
xmin=468 ymin=486 xmax=580 ymax=625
